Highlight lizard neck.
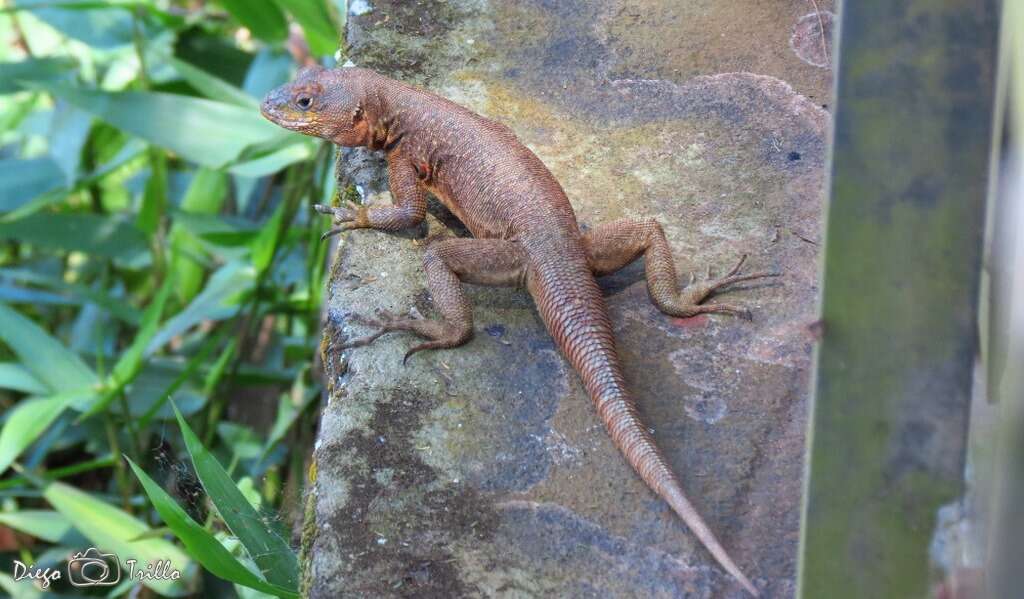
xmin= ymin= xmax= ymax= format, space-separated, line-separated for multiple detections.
xmin=364 ymin=83 xmax=410 ymax=152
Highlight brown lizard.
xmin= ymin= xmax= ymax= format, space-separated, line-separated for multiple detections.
xmin=261 ymin=66 xmax=776 ymax=597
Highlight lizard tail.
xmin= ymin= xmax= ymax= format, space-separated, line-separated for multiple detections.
xmin=527 ymin=255 xmax=759 ymax=597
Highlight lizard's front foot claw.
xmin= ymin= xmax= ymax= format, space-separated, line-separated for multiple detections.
xmin=314 ymin=203 xmax=369 ymax=241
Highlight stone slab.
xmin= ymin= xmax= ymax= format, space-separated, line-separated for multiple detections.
xmin=304 ymin=1 xmax=832 ymax=597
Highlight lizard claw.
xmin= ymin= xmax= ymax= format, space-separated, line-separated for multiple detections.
xmin=338 ymin=311 xmax=388 ymax=349
xmin=668 ymin=255 xmax=780 ymax=320
xmin=338 ymin=310 xmax=424 ymax=351
xmin=320 ymin=222 xmax=363 ymax=241
xmin=314 ymin=203 xmax=369 ymax=241
xmin=339 ymin=309 xmax=467 ymax=363
xmin=683 ymin=255 xmax=781 ymax=295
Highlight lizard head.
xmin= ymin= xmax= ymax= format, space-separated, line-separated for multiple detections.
xmin=261 ymin=65 xmax=370 ymax=147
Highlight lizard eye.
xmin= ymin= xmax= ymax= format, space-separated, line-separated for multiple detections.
xmin=296 ymin=96 xmax=312 ymax=110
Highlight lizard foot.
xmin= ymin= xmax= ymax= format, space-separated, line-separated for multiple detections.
xmin=339 ymin=310 xmax=471 ymax=364
xmin=666 ymin=255 xmax=780 ymax=319
xmin=314 ymin=203 xmax=370 ymax=240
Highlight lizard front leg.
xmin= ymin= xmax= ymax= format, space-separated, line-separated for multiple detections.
xmin=342 ymin=237 xmax=527 ymax=363
xmin=583 ymin=218 xmax=779 ymax=318
xmin=317 ymin=150 xmax=427 ymax=239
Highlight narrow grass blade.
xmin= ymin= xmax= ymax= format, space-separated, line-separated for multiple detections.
xmin=127 ymin=458 xmax=299 ymax=598
xmin=174 ymin=406 xmax=298 ymax=590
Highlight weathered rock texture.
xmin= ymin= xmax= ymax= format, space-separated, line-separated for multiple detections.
xmin=304 ymin=1 xmax=832 ymax=597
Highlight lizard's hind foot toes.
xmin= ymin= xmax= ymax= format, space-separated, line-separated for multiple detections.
xmin=681 ymin=255 xmax=780 ymax=302
xmin=658 ymin=255 xmax=780 ymax=319
xmin=337 ymin=311 xmax=400 ymax=349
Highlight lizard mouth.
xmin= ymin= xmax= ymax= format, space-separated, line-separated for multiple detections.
xmin=260 ymin=103 xmax=313 ymax=129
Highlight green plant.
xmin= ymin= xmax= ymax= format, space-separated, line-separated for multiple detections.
xmin=0 ymin=1 xmax=341 ymax=596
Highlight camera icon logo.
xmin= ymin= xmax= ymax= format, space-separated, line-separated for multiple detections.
xmin=67 ymin=548 xmax=121 ymax=587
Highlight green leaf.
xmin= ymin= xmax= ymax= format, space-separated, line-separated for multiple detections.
xmin=175 ymin=406 xmax=298 ymax=590
xmin=128 ymin=359 xmax=210 ymax=426
xmin=111 ymin=275 xmax=173 ymax=381
xmin=203 ymin=337 xmax=237 ymax=395
xmin=262 ymin=390 xmax=316 ymax=461
xmin=138 ymin=152 xmax=168 ymax=236
xmin=0 ymin=158 xmax=65 ymax=213
xmin=170 ymin=168 xmax=229 ymax=303
xmin=0 ymin=57 xmax=75 ymax=94
xmin=43 ymin=480 xmax=194 ymax=596
xmin=17 ymin=0 xmax=138 ymax=48
xmin=0 ymin=268 xmax=141 ymax=325
xmin=170 ymin=58 xmax=259 ymax=108
xmin=273 ymin=0 xmax=338 ymax=56
xmin=169 ymin=211 xmax=259 ymax=249
xmin=0 ymin=302 xmax=97 ymax=393
xmin=229 ymin=143 xmax=315 ymax=178
xmin=217 ymin=422 xmax=263 ymax=460
xmin=217 ymin=0 xmax=288 ymax=41
xmin=0 ymin=283 xmax=71 ymax=306
xmin=0 ymin=363 xmax=49 ymax=395
xmin=0 ymin=392 xmax=91 ymax=474
xmin=12 ymin=0 xmax=188 ymax=29
xmin=242 ymin=49 xmax=293 ymax=99
xmin=0 ymin=212 xmax=149 ymax=263
xmin=48 ymin=102 xmax=93 ymax=184
xmin=0 ymin=571 xmax=43 ymax=599
xmin=34 ymin=82 xmax=290 ymax=168
xmin=0 ymin=510 xmax=77 ymax=544
xmin=127 ymin=458 xmax=299 ymax=598
xmin=251 ymin=202 xmax=287 ymax=274
xmin=79 ymin=277 xmax=175 ymax=420
xmin=147 ymin=262 xmax=255 ymax=352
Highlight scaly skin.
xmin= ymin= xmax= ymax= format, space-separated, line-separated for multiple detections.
xmin=262 ymin=66 xmax=777 ymax=597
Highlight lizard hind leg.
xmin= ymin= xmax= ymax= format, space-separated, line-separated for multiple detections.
xmin=583 ymin=218 xmax=779 ymax=319
xmin=340 ymin=237 xmax=527 ymax=363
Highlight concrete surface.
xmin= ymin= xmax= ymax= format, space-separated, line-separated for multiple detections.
xmin=302 ymin=1 xmax=832 ymax=597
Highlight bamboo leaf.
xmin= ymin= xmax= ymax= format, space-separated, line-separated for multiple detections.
xmin=170 ymin=58 xmax=259 ymax=109
xmin=0 ymin=212 xmax=149 ymax=263
xmin=33 ymin=82 xmax=291 ymax=168
xmin=229 ymin=143 xmax=315 ymax=178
